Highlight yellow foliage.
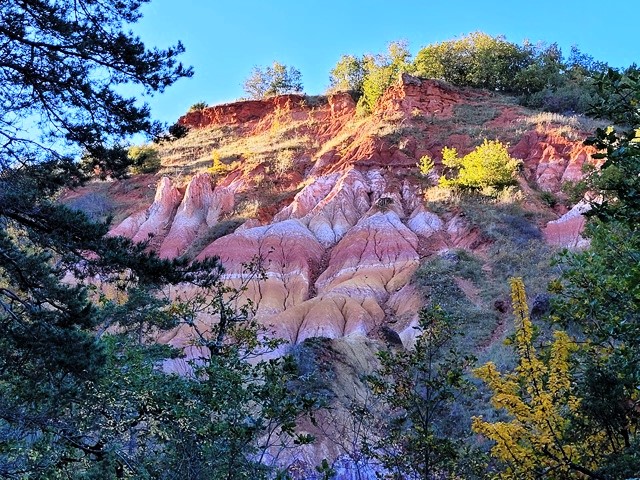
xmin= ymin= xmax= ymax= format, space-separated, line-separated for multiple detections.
xmin=209 ymin=150 xmax=237 ymax=177
xmin=441 ymin=146 xmax=459 ymax=168
xmin=472 ymin=277 xmax=610 ymax=479
xmin=417 ymin=154 xmax=435 ymax=177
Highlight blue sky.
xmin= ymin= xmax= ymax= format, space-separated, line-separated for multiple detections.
xmin=133 ymin=0 xmax=638 ymax=125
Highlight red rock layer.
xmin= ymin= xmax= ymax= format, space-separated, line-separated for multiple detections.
xmin=108 ymin=74 xmax=598 ymax=350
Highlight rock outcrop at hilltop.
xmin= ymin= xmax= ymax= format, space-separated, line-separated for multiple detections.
xmin=109 ymin=74 xmax=596 ymax=350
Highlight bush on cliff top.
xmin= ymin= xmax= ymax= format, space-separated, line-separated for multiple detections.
xmin=243 ymin=61 xmax=303 ymax=99
xmin=330 ymin=32 xmax=613 ymax=116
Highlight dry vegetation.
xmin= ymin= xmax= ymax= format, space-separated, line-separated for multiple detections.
xmin=520 ymin=111 xmax=610 ymax=139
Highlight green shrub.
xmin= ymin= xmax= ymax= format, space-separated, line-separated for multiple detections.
xmin=355 ymin=41 xmax=411 ymax=115
xmin=521 ymin=81 xmax=598 ymax=114
xmin=412 ymin=33 xmax=612 ymax=116
xmin=128 ymin=145 xmax=161 ymax=174
xmin=438 ymin=140 xmax=520 ymax=190
xmin=413 ymin=32 xmax=529 ymax=92
xmin=188 ymin=101 xmax=207 ymax=112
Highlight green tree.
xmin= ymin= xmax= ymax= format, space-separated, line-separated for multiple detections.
xmin=0 ymin=0 xmax=191 ymax=179
xmin=128 ymin=144 xmax=162 ymax=174
xmin=550 ymin=224 xmax=640 ymax=478
xmin=413 ymin=32 xmax=529 ymax=92
xmin=411 ymin=33 xmax=611 ymax=114
xmin=518 ymin=43 xmax=606 ymax=113
xmin=0 ymin=1 xmax=317 ymax=477
xmin=328 ymin=54 xmax=367 ymax=95
xmin=363 ymin=306 xmax=475 ymax=479
xmin=546 ymin=69 xmax=640 ymax=477
xmin=476 ymin=71 xmax=640 ymax=478
xmin=357 ymin=41 xmax=411 ymax=115
xmin=582 ymin=69 xmax=640 ymax=226
xmin=243 ymin=62 xmax=303 ymax=99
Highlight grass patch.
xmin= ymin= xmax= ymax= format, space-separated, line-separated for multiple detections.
xmin=457 ymin=199 xmax=558 ymax=302
xmin=453 ymin=103 xmax=499 ymax=125
xmin=417 ymin=196 xmax=559 ymax=352
xmin=157 ymin=114 xmax=315 ymax=177
xmin=521 ymin=111 xmax=609 ymax=137
xmin=179 ymin=218 xmax=245 ymax=260
xmin=414 ymin=250 xmax=494 ymax=350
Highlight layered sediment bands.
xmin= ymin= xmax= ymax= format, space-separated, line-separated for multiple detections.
xmin=197 ymin=219 xmax=325 ymax=315
xmin=159 ymin=173 xmax=239 ymax=258
xmin=301 ymin=168 xmax=373 ymax=246
xmin=104 ymin=74 xmax=600 ymax=350
xmin=315 ymin=211 xmax=420 ymax=302
xmin=268 ymin=295 xmax=384 ymax=345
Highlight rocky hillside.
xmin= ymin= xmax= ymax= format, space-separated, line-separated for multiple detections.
xmin=64 ymin=74 xmax=601 ymax=373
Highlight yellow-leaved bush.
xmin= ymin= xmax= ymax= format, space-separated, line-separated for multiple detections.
xmin=472 ymin=277 xmax=610 ymax=479
xmin=438 ymin=139 xmax=520 ymax=190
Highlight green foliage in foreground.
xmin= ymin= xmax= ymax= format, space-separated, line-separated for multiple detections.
xmin=364 ymin=307 xmax=478 ymax=479
xmin=471 ymin=70 xmax=640 ymax=479
xmin=0 ymin=1 xmax=316 ymax=477
xmin=3 ymin=0 xmax=640 ymax=476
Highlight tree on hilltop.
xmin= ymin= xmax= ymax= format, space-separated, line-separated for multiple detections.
xmin=243 ymin=61 xmax=303 ymax=99
xmin=329 ymin=54 xmax=367 ymax=95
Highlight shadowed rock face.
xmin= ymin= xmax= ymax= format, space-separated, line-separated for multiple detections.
xmin=543 ymin=201 xmax=591 ymax=249
xmin=108 ymin=177 xmax=182 ymax=246
xmin=108 ymin=74 xmax=597 ymax=350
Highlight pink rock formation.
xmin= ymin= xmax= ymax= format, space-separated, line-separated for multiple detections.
xmin=407 ymin=205 xmax=444 ymax=237
xmin=159 ymin=173 xmax=238 ymax=258
xmin=108 ymin=177 xmax=182 ymax=245
xmin=511 ymin=130 xmax=596 ymax=192
xmin=316 ymin=211 xmax=420 ymax=303
xmin=101 ymin=73 xmax=602 ymax=356
xmin=268 ymin=294 xmax=385 ymax=344
xmin=300 ymin=168 xmax=372 ymax=246
xmin=543 ymin=201 xmax=590 ymax=248
xmin=387 ymin=284 xmax=423 ymax=347
xmin=273 ymin=172 xmax=341 ymax=222
xmin=197 ymin=219 xmax=324 ymax=315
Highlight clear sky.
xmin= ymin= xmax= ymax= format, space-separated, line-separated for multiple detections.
xmin=133 ymin=0 xmax=639 ymax=126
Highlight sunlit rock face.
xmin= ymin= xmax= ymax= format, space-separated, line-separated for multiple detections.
xmin=159 ymin=173 xmax=239 ymax=259
xmin=107 ymin=74 xmax=596 ymax=351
